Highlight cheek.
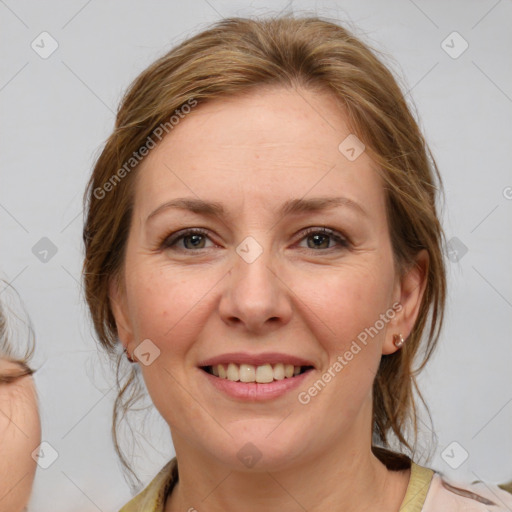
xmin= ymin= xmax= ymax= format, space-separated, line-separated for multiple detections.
xmin=124 ymin=260 xmax=230 ymax=422
xmin=127 ymin=264 xmax=209 ymax=344
xmin=290 ymin=266 xmax=394 ymax=426
xmin=0 ymin=379 xmax=40 ymax=511
xmin=125 ymin=262 xmax=223 ymax=412
xmin=299 ymin=263 xmax=394 ymax=350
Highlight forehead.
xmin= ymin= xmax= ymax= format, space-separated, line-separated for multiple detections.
xmin=133 ymin=86 xmax=385 ymax=219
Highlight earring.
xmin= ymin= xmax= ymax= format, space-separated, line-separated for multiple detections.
xmin=124 ymin=348 xmax=135 ymax=363
xmin=393 ymin=334 xmax=405 ymax=349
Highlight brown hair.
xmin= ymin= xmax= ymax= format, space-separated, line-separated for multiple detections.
xmin=82 ymin=15 xmax=446 ymax=480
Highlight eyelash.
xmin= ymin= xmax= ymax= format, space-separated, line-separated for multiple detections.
xmin=160 ymin=227 xmax=349 ymax=252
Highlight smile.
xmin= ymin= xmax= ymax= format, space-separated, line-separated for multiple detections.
xmin=197 ymin=352 xmax=316 ymax=400
xmin=202 ymin=363 xmax=313 ymax=383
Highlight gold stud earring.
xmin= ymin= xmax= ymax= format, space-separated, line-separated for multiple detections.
xmin=124 ymin=347 xmax=135 ymax=363
xmin=393 ymin=333 xmax=405 ymax=349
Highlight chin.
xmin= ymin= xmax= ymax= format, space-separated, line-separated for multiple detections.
xmin=203 ymin=424 xmax=310 ymax=473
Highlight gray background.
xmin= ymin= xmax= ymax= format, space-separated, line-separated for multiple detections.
xmin=1 ymin=0 xmax=511 ymax=510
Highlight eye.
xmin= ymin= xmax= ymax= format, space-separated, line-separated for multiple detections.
xmin=159 ymin=226 xmax=350 ymax=252
xmin=161 ymin=228 xmax=216 ymax=251
xmin=297 ymin=227 xmax=349 ymax=251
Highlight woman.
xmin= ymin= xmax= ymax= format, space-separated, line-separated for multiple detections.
xmin=0 ymin=283 xmax=41 ymax=512
xmin=82 ymin=16 xmax=512 ymax=511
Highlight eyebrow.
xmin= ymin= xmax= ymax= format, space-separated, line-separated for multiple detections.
xmin=146 ymin=196 xmax=368 ymax=223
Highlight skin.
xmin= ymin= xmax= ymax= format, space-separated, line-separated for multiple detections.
xmin=111 ymin=85 xmax=428 ymax=511
xmin=0 ymin=359 xmax=40 ymax=512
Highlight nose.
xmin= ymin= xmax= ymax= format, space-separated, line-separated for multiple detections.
xmin=218 ymin=245 xmax=293 ymax=334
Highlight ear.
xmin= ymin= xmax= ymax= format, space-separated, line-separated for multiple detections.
xmin=109 ymin=275 xmax=134 ymax=351
xmin=382 ymin=249 xmax=429 ymax=355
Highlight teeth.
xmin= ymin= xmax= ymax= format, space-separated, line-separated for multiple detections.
xmin=273 ymin=363 xmax=285 ymax=380
xmin=226 ymin=363 xmax=239 ymax=381
xmin=239 ymin=364 xmax=255 ymax=382
xmin=255 ymin=364 xmax=274 ymax=383
xmin=208 ymin=363 xmax=307 ymax=383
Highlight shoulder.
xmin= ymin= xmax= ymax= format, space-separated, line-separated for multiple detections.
xmin=119 ymin=458 xmax=178 ymax=512
xmin=422 ymin=469 xmax=512 ymax=511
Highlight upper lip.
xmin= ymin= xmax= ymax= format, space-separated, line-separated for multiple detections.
xmin=197 ymin=352 xmax=315 ymax=368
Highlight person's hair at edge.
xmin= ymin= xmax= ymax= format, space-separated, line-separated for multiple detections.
xmin=82 ymin=14 xmax=447 ymax=485
xmin=0 ymin=280 xmax=35 ymax=382
xmin=0 ymin=280 xmax=39 ymax=512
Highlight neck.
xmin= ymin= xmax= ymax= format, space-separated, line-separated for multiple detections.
xmin=165 ymin=437 xmax=407 ymax=512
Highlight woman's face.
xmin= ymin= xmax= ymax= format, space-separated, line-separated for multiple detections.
xmin=0 ymin=359 xmax=40 ymax=512
xmin=111 ymin=86 xmax=426 ymax=470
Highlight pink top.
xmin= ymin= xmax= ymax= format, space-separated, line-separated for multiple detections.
xmin=402 ymin=462 xmax=512 ymax=511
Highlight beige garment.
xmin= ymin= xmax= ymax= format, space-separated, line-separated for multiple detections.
xmin=119 ymin=457 xmax=512 ymax=512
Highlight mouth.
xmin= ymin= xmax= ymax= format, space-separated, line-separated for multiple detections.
xmin=197 ymin=353 xmax=316 ymax=400
xmin=200 ymin=363 xmax=315 ymax=383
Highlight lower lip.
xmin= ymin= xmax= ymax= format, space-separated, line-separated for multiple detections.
xmin=200 ymin=368 xmax=314 ymax=401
